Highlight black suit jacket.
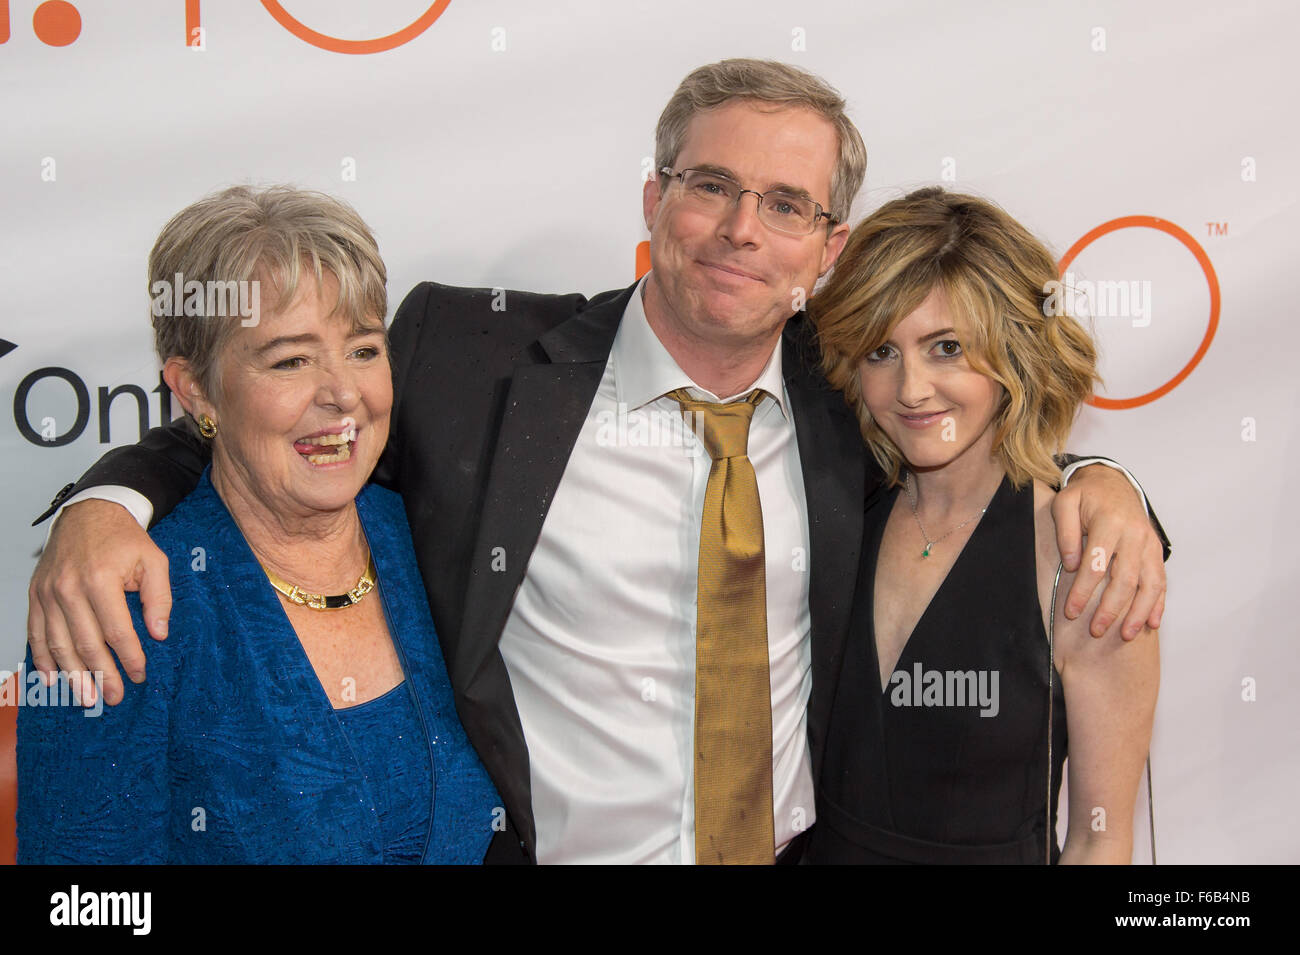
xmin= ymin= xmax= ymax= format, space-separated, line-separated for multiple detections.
xmin=52 ymin=281 xmax=874 ymax=862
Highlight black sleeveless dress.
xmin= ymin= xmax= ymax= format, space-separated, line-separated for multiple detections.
xmin=807 ymin=475 xmax=1068 ymax=864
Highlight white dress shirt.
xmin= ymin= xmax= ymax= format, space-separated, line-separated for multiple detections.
xmin=496 ymin=276 xmax=814 ymax=864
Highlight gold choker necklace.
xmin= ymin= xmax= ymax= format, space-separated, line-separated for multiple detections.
xmin=263 ymin=555 xmax=376 ymax=611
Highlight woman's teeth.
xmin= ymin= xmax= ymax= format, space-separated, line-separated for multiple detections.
xmin=313 ymin=428 xmax=355 ymax=446
xmin=307 ymin=443 xmax=351 ymax=465
xmin=296 ymin=427 xmax=357 ymax=464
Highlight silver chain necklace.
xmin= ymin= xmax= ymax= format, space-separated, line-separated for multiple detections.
xmin=904 ymin=472 xmax=991 ymax=559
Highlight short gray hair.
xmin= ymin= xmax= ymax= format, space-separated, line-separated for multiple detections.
xmin=654 ymin=58 xmax=867 ymax=224
xmin=149 ymin=184 xmax=387 ymax=411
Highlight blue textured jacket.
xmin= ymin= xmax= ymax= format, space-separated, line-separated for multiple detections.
xmin=17 ymin=470 xmax=500 ymax=864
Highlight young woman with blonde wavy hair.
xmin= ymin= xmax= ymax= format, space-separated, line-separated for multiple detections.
xmin=806 ymin=187 xmax=1159 ymax=864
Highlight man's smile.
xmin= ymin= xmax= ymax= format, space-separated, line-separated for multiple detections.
xmin=697 ymin=259 xmax=766 ymax=284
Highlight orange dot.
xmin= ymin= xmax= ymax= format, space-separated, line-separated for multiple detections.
xmin=33 ymin=1 xmax=80 ymax=47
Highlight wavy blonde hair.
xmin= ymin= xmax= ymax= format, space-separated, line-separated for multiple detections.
xmin=811 ymin=187 xmax=1099 ymax=488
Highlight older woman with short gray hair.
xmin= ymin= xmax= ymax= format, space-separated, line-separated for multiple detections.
xmin=18 ymin=185 xmax=500 ymax=864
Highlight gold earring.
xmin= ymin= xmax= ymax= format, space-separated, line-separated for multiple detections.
xmin=197 ymin=414 xmax=218 ymax=439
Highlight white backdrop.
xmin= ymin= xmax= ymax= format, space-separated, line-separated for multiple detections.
xmin=2 ymin=0 xmax=1296 ymax=863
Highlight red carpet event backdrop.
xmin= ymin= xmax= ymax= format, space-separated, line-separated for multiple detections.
xmin=1 ymin=1 xmax=1295 ymax=863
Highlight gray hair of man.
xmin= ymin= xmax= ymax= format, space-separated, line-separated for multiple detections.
xmin=654 ymin=58 xmax=868 ymax=225
xmin=148 ymin=184 xmax=387 ymax=427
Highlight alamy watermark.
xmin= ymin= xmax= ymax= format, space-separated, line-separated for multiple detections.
xmin=887 ymin=662 xmax=1000 ymax=717
xmin=1 ymin=667 xmax=104 ymax=717
xmin=1042 ymin=271 xmax=1151 ymax=327
xmin=595 ymin=403 xmax=704 ymax=455
xmin=150 ymin=273 xmax=260 ymax=327
xmin=49 ymin=884 xmax=150 ymax=935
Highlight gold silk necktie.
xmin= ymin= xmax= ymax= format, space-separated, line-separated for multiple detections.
xmin=670 ymin=387 xmax=775 ymax=865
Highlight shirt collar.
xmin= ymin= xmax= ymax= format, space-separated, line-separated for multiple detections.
xmin=612 ymin=273 xmax=789 ymax=417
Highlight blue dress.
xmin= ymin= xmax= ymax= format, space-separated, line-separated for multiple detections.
xmin=17 ymin=469 xmax=500 ymax=864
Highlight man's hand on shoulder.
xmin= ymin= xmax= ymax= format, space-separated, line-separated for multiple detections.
xmin=1051 ymin=464 xmax=1166 ymax=641
xmin=27 ymin=499 xmax=172 ymax=707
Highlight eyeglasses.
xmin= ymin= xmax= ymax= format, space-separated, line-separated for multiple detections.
xmin=660 ymin=167 xmax=838 ymax=236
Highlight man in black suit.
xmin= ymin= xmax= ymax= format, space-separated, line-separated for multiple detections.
xmin=26 ymin=59 xmax=1168 ymax=864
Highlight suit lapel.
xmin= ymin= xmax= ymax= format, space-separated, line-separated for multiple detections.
xmin=453 ymin=284 xmax=635 ymax=852
xmin=782 ymin=317 xmax=868 ymax=781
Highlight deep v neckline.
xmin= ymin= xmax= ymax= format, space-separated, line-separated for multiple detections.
xmin=870 ymin=476 xmax=1011 ymax=695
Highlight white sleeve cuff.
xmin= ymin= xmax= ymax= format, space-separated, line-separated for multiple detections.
xmin=1059 ymin=458 xmax=1151 ymax=518
xmin=43 ymin=486 xmax=155 ymax=548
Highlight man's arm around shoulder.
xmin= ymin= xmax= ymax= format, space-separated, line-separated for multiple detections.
xmin=28 ymin=415 xmax=205 ymax=707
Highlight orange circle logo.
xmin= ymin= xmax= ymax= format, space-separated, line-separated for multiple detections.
xmin=33 ymin=0 xmax=80 ymax=46
xmin=260 ymin=1 xmax=452 ymax=54
xmin=1059 ymin=215 xmax=1220 ymax=410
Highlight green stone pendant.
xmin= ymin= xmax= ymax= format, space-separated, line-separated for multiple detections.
xmin=921 ymin=542 xmax=932 ymax=558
